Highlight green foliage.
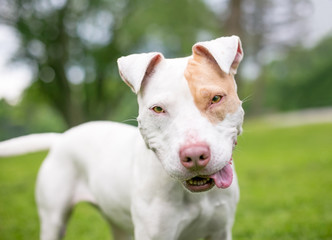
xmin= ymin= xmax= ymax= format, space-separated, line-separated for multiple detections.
xmin=117 ymin=0 xmax=220 ymax=56
xmin=1 ymin=123 xmax=331 ymax=239
xmin=0 ymin=0 xmax=220 ymax=130
xmin=0 ymin=100 xmax=26 ymax=140
xmin=0 ymin=98 xmax=66 ymax=141
xmin=263 ymin=36 xmax=332 ymax=112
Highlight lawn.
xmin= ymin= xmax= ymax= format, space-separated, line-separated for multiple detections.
xmin=233 ymin=122 xmax=332 ymax=239
xmin=0 ymin=122 xmax=331 ymax=239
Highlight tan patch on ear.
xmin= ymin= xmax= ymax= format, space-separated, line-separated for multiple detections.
xmin=184 ymin=52 xmax=241 ymax=124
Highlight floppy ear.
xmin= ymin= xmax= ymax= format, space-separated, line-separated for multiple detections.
xmin=117 ymin=52 xmax=164 ymax=94
xmin=192 ymin=35 xmax=243 ymax=75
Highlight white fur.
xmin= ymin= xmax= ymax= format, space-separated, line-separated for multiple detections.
xmin=0 ymin=133 xmax=60 ymax=157
xmin=193 ymin=35 xmax=243 ymax=74
xmin=0 ymin=36 xmax=244 ymax=240
xmin=117 ymin=52 xmax=163 ymax=93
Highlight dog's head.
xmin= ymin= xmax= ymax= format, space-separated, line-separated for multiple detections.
xmin=117 ymin=36 xmax=244 ymax=192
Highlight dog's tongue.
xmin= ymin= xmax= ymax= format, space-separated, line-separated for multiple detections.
xmin=210 ymin=164 xmax=233 ymax=189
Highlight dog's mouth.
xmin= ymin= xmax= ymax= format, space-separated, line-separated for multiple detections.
xmin=184 ymin=176 xmax=215 ymax=192
xmin=184 ymin=159 xmax=233 ymax=193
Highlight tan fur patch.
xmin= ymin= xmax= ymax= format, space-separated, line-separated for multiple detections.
xmin=184 ymin=52 xmax=241 ymax=124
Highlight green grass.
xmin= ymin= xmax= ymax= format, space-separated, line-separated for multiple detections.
xmin=0 ymin=122 xmax=331 ymax=239
xmin=233 ymin=122 xmax=332 ymax=240
xmin=0 ymin=152 xmax=110 ymax=240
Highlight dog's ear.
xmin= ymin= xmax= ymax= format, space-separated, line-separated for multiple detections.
xmin=192 ymin=35 xmax=243 ymax=75
xmin=117 ymin=52 xmax=164 ymax=94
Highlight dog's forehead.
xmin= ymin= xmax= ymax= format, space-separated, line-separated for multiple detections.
xmin=184 ymin=53 xmax=241 ymax=123
xmin=141 ymin=57 xmax=191 ymax=99
xmin=154 ymin=57 xmax=189 ymax=84
xmin=140 ymin=54 xmax=241 ymax=125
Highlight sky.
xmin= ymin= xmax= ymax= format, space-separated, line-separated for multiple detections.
xmin=0 ymin=25 xmax=33 ymax=104
xmin=0 ymin=0 xmax=332 ymax=104
xmin=306 ymin=0 xmax=332 ymax=46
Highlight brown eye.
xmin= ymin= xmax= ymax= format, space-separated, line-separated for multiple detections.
xmin=152 ymin=106 xmax=165 ymax=114
xmin=211 ymin=95 xmax=223 ymax=104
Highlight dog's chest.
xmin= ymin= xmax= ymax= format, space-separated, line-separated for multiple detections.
xmin=176 ymin=195 xmax=231 ymax=239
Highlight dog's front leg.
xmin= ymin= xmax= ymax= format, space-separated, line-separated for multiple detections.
xmin=206 ymin=228 xmax=232 ymax=240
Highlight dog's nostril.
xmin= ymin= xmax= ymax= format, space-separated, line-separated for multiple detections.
xmin=199 ymin=155 xmax=206 ymax=160
xmin=180 ymin=144 xmax=211 ymax=170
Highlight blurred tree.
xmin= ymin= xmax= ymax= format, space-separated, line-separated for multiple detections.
xmin=0 ymin=0 xmax=317 ymax=131
xmin=0 ymin=98 xmax=66 ymax=140
xmin=216 ymin=0 xmax=311 ymax=110
xmin=0 ymin=100 xmax=27 ymax=140
xmin=263 ymin=36 xmax=332 ymax=111
xmin=0 ymin=0 xmax=219 ymax=128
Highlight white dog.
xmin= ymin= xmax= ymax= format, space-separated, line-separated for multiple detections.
xmin=0 ymin=35 xmax=244 ymax=240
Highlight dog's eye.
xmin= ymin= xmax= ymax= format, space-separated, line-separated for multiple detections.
xmin=211 ymin=95 xmax=223 ymax=104
xmin=151 ymin=106 xmax=165 ymax=114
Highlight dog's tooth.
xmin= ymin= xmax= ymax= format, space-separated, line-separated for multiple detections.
xmin=187 ymin=178 xmax=211 ymax=186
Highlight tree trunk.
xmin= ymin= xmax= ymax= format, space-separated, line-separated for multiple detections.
xmin=224 ymin=0 xmax=245 ymax=98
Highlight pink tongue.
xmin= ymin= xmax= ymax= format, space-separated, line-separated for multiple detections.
xmin=210 ymin=164 xmax=233 ymax=189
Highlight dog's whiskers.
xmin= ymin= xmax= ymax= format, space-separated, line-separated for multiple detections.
xmin=241 ymin=94 xmax=252 ymax=103
xmin=122 ymin=118 xmax=138 ymax=124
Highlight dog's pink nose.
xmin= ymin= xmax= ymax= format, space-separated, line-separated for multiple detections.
xmin=180 ymin=144 xmax=210 ymax=171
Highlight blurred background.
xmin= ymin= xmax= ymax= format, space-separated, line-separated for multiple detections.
xmin=0 ymin=0 xmax=331 ymax=139
xmin=1 ymin=1 xmax=332 ymax=239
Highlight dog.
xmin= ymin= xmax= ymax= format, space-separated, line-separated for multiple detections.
xmin=0 ymin=35 xmax=244 ymax=240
